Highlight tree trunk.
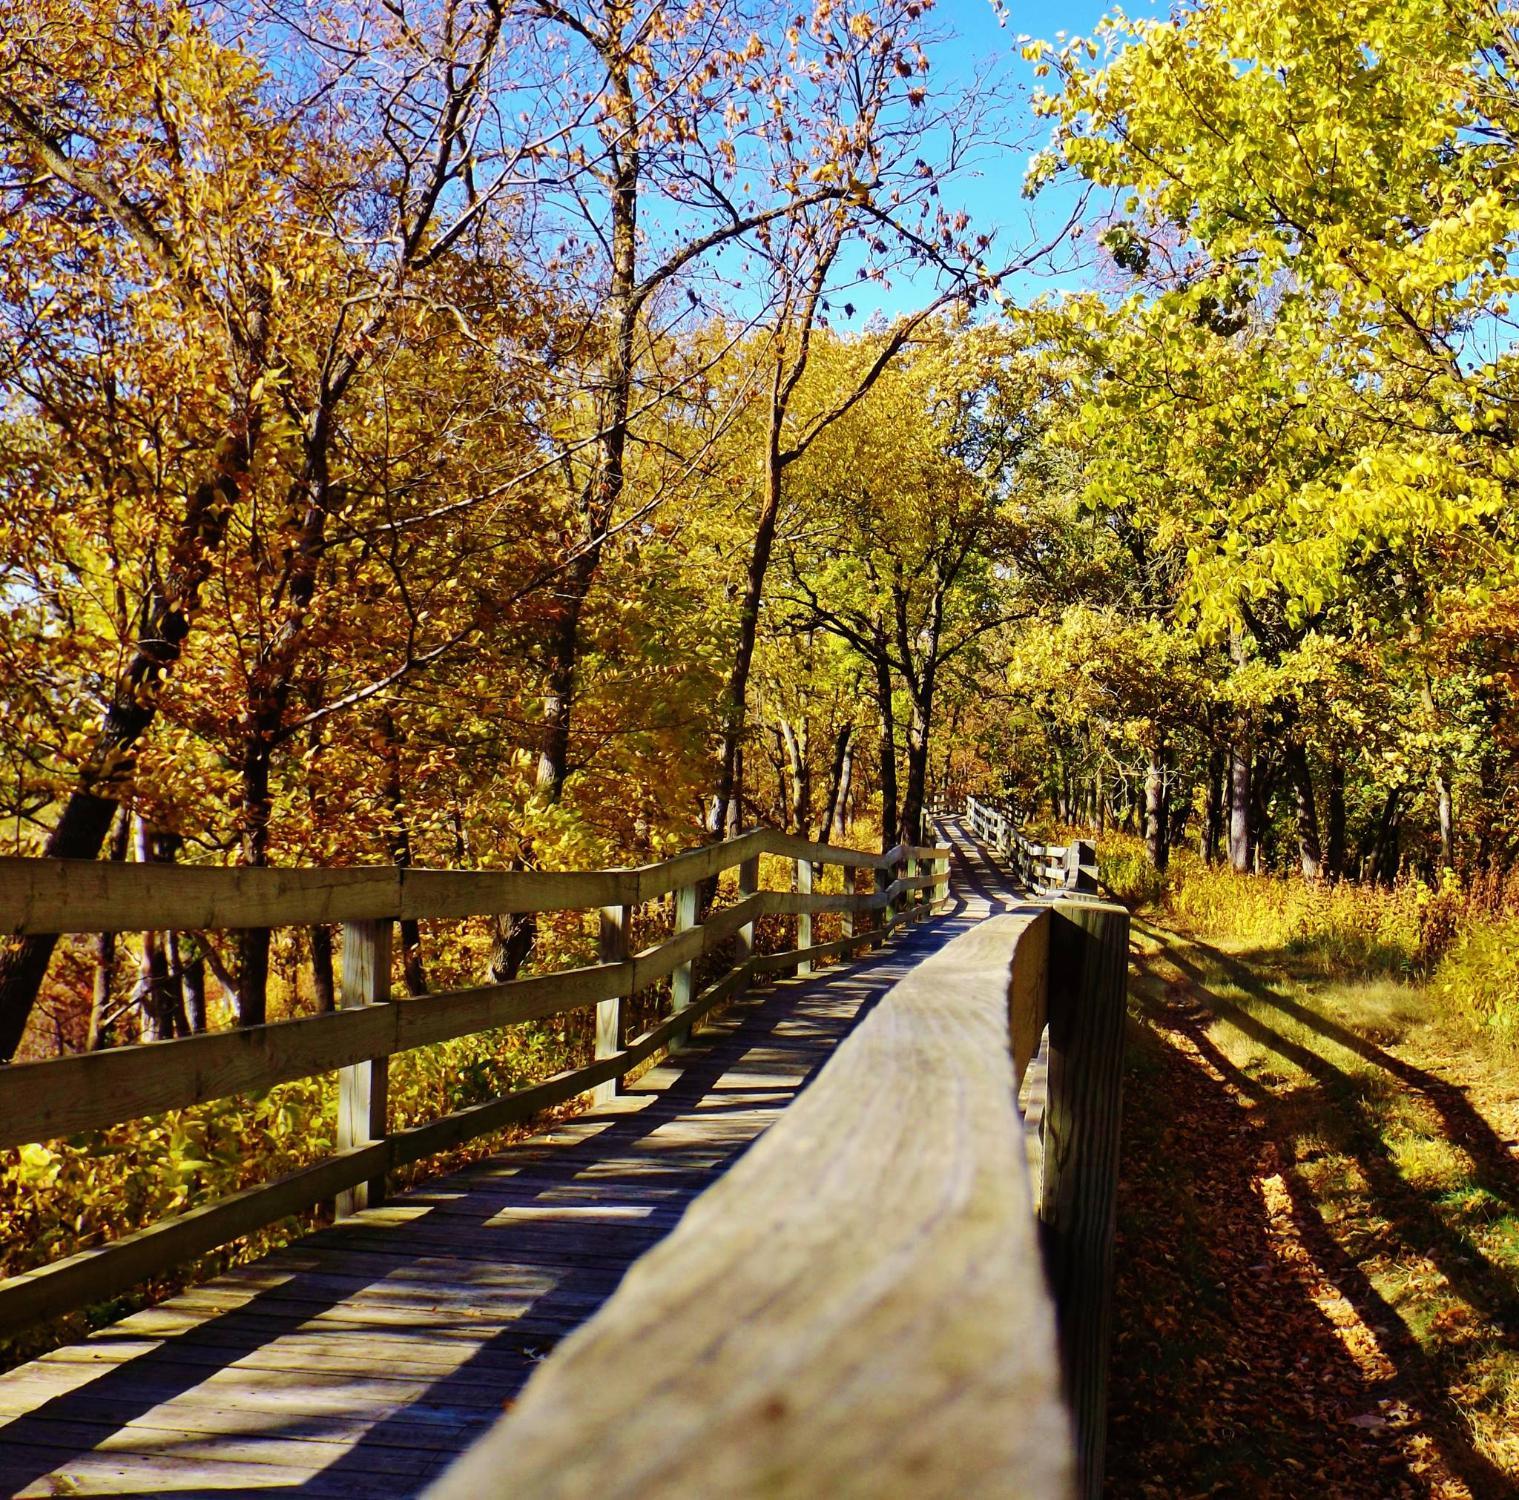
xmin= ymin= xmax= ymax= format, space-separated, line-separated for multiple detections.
xmin=822 ymin=723 xmax=854 ymax=845
xmin=711 ymin=383 xmax=785 ymax=839
xmin=874 ymin=648 xmax=899 ymax=854
xmin=311 ymin=926 xmax=336 ymax=1013
xmin=898 ymin=696 xmax=934 ymax=850
xmin=1203 ymin=745 xmax=1225 ymax=865
xmin=1144 ymin=742 xmax=1169 ymax=873
xmin=1436 ymin=771 xmax=1455 ymax=872
xmin=539 ymin=56 xmax=639 ymax=806
xmin=0 ymin=423 xmax=256 ymax=1061
xmin=1228 ymin=742 xmax=1251 ymax=874
xmin=381 ymin=708 xmax=427 ymax=996
xmin=134 ymin=818 xmax=181 ymax=1041
xmin=173 ymin=935 xmax=207 ymax=1033
xmin=1325 ymin=758 xmax=1347 ymax=881
xmin=535 ymin=550 xmax=596 ymax=803
xmin=87 ymin=808 xmax=132 ymax=1052
xmin=1283 ymin=739 xmax=1323 ymax=880
xmin=778 ymin=717 xmax=811 ymax=837
xmin=1369 ymin=788 xmax=1403 ymax=885
xmin=237 ymin=730 xmax=274 ymax=1029
xmin=1250 ymin=755 xmax=1277 ymax=874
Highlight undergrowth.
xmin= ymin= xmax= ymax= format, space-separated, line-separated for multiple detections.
xmin=1095 ymin=831 xmax=1519 ymax=1050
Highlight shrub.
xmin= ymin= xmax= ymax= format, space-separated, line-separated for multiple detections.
xmin=1097 ymin=832 xmax=1172 ymax=909
xmin=1430 ymin=917 xmax=1519 ymax=1050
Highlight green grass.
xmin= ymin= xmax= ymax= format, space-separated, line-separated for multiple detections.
xmin=1129 ymin=916 xmax=1519 ymax=1481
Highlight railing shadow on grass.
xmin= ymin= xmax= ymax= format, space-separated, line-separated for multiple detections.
xmin=1136 ymin=932 xmax=1519 ymax=1339
xmin=1176 ymin=929 xmax=1519 ymax=1219
xmin=0 ymin=913 xmax=972 ymax=1500
xmin=1128 ymin=936 xmax=1517 ymax=1500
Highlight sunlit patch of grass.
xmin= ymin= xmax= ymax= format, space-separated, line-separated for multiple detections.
xmin=1386 ymin=1131 xmax=1471 ymax=1195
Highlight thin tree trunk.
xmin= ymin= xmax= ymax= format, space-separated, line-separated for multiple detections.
xmin=1283 ymin=739 xmax=1323 ymax=880
xmin=173 ymin=935 xmax=207 ymax=1033
xmin=1436 ymin=772 xmax=1455 ymax=872
xmin=874 ymin=649 xmax=899 ymax=854
xmin=822 ymin=723 xmax=854 ymax=845
xmin=778 ymin=717 xmax=811 ymax=837
xmin=1145 ymin=742 xmax=1169 ymax=873
xmin=1250 ymin=756 xmax=1277 ymax=874
xmin=134 ymin=817 xmax=179 ymax=1041
xmin=711 ymin=384 xmax=785 ymax=839
xmin=87 ymin=808 xmax=132 ymax=1052
xmin=1228 ymin=742 xmax=1251 ymax=874
xmin=381 ymin=708 xmax=427 ymax=996
xmin=899 ymin=702 xmax=932 ymax=849
xmin=1325 ymin=758 xmax=1347 ymax=881
xmin=538 ymin=52 xmax=640 ymax=804
xmin=237 ymin=730 xmax=274 ymax=1028
xmin=311 ymin=927 xmax=336 ymax=1013
xmin=1203 ymin=745 xmax=1225 ymax=865
xmin=1370 ymin=788 xmax=1403 ymax=885
xmin=1167 ymin=774 xmax=1190 ymax=853
xmin=535 ymin=552 xmax=596 ymax=803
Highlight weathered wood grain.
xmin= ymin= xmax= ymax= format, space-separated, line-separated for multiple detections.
xmin=336 ymin=920 xmax=391 ymax=1215
xmin=0 ymin=1142 xmax=389 ymax=1338
xmin=1040 ymin=899 xmax=1129 ymax=1500
xmin=749 ymin=934 xmax=868 ymax=974
xmin=425 ymin=911 xmax=1073 ymax=1500
xmin=1 ymin=830 xmax=948 ymax=937
xmin=1009 ymin=907 xmax=1051 ymax=1089
xmin=0 ymin=960 xmax=628 ymax=1148
xmin=0 ymin=857 xmax=401 ymax=936
xmin=0 ymin=945 xmax=901 ymax=1500
xmin=0 ymin=826 xmax=952 ymax=1352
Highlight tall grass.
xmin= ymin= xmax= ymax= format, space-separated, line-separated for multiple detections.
xmin=1095 ymin=831 xmax=1519 ymax=1048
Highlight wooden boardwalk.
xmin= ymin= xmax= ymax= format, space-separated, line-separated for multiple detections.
xmin=0 ymin=825 xmax=1010 ymax=1498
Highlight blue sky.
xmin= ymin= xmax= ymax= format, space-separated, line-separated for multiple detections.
xmin=862 ymin=0 xmax=1158 ymax=317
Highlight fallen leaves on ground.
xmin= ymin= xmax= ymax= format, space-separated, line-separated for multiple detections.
xmin=1105 ymin=928 xmax=1515 ymax=1499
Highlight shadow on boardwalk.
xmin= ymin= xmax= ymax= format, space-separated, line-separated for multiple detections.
xmin=0 ymin=825 xmax=1011 ymax=1498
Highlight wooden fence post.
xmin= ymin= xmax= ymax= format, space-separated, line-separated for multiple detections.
xmin=795 ymin=858 xmax=813 ymax=974
xmin=738 ymin=855 xmax=760 ymax=982
xmin=1066 ymin=839 xmax=1099 ymax=894
xmin=840 ymin=864 xmax=855 ymax=948
xmin=1039 ymin=899 xmax=1129 ymax=1500
xmin=593 ymin=904 xmax=630 ymax=1105
xmin=934 ymin=851 xmax=950 ymax=904
xmin=875 ymin=862 xmax=893 ymax=942
xmin=336 ymin=918 xmax=391 ymax=1216
xmin=670 ymin=882 xmax=700 ymax=1047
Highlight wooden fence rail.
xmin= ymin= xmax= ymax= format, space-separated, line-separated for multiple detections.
xmin=0 ymin=829 xmax=949 ymax=1341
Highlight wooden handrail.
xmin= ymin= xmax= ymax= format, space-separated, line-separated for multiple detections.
xmin=425 ymin=894 xmax=1131 ymax=1500
xmin=0 ymin=825 xmax=952 ymax=1341
xmin=0 ymin=831 xmax=945 ymax=936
